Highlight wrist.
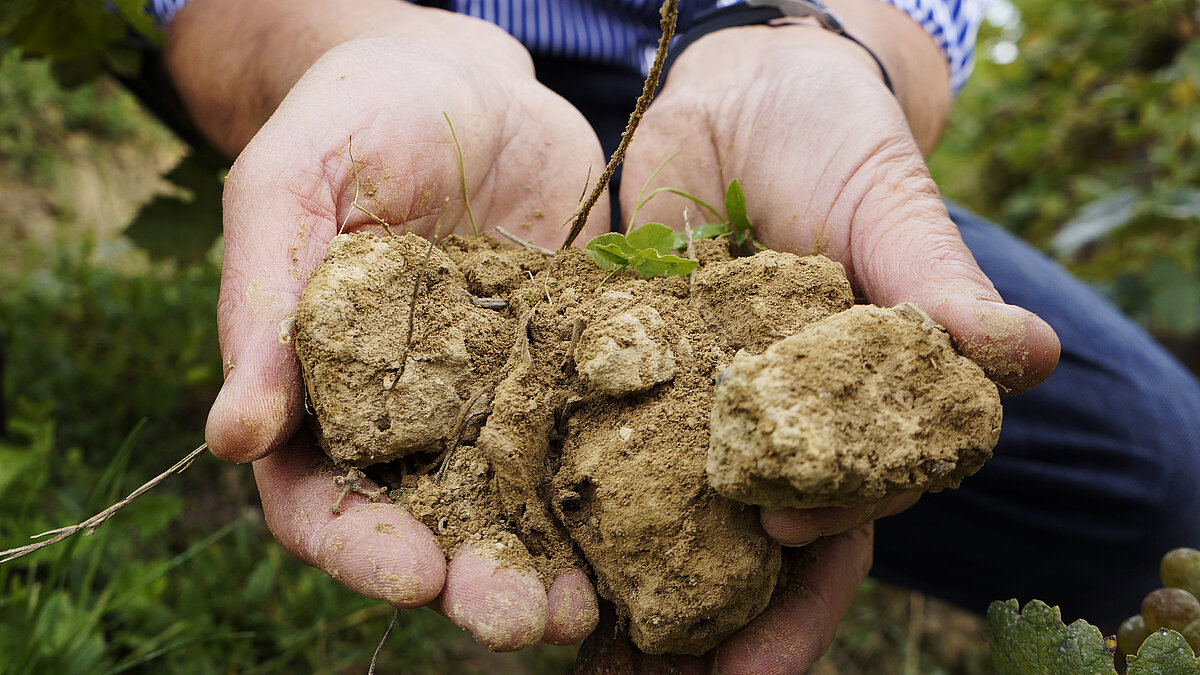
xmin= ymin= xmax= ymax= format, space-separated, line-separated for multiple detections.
xmin=821 ymin=0 xmax=950 ymax=154
xmin=165 ymin=0 xmax=533 ymax=157
xmin=662 ymin=0 xmax=949 ymax=155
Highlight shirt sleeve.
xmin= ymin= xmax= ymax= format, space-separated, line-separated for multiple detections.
xmin=876 ymin=0 xmax=992 ymax=93
xmin=146 ymin=0 xmax=190 ymax=26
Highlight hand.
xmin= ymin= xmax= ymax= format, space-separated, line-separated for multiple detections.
xmin=618 ymin=11 xmax=1060 ymax=673
xmin=194 ymin=16 xmax=610 ymax=651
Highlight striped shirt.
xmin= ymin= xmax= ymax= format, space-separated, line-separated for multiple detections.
xmin=147 ymin=0 xmax=987 ymax=91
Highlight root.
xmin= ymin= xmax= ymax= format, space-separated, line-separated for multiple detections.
xmin=330 ymin=467 xmax=391 ymax=515
xmin=0 ymin=443 xmax=210 ymax=563
xmin=434 ymin=406 xmax=493 ymax=485
xmin=340 ymin=136 xmax=395 ymax=236
xmin=495 ymin=226 xmax=555 ymax=256
xmin=560 ymin=0 xmax=680 ymax=249
xmin=565 ymin=316 xmax=587 ymax=374
xmin=398 ymin=202 xmax=447 ymax=379
xmin=368 ymin=608 xmax=400 ymax=675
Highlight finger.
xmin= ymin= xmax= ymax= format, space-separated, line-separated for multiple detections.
xmin=440 ymin=544 xmax=549 ymax=652
xmin=543 ymin=568 xmax=600 ymax=645
xmin=760 ymin=493 xmax=919 ymax=547
xmin=205 ymin=131 xmax=343 ymax=463
xmin=715 ymin=524 xmax=874 ymax=675
xmin=252 ymin=435 xmax=447 ymax=607
xmin=832 ymin=143 xmax=1060 ymax=395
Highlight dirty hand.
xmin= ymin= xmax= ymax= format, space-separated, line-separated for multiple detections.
xmin=172 ymin=2 xmax=609 ymax=652
xmin=619 ymin=5 xmax=1060 ymax=672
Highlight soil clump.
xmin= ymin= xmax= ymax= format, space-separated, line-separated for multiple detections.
xmin=293 ymin=230 xmax=1002 ymax=655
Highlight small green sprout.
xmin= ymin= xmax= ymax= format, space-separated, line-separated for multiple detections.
xmin=585 ymin=222 xmax=698 ymax=282
xmin=662 ymin=179 xmax=760 ymax=252
xmin=584 ymin=151 xmax=762 ymax=281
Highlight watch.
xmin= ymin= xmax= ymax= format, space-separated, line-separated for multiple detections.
xmin=661 ymin=0 xmax=895 ymax=94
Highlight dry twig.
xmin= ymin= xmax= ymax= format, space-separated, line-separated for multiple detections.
xmin=495 ymin=226 xmax=556 ymax=256
xmin=560 ymin=0 xmax=680 ymax=249
xmin=398 ymin=200 xmax=448 ymax=379
xmin=340 ymin=136 xmax=395 ymax=236
xmin=368 ymin=608 xmax=400 ymax=675
xmin=0 ymin=443 xmax=210 ymax=563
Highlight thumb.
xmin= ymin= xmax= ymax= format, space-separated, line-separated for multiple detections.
xmin=839 ymin=149 xmax=1060 ymax=395
xmin=205 ymin=138 xmax=340 ymax=462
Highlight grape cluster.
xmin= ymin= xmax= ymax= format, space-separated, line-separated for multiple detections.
xmin=1118 ymin=547 xmax=1200 ymax=657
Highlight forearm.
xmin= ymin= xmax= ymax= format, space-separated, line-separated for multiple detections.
xmin=163 ymin=0 xmax=530 ymax=158
xmin=824 ymin=0 xmax=951 ymax=155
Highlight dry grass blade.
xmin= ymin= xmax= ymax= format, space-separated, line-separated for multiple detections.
xmin=560 ymin=0 xmax=680 ymax=249
xmin=398 ymin=200 xmax=447 ymax=379
xmin=0 ymin=443 xmax=210 ymax=563
xmin=368 ymin=608 xmax=400 ymax=675
xmin=495 ymin=226 xmax=556 ymax=256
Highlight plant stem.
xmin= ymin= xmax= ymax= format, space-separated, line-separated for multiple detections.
xmin=561 ymin=0 xmax=680 ymax=249
xmin=444 ymin=113 xmax=478 ymax=236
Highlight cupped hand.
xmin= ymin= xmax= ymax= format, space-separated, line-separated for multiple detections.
xmin=204 ymin=23 xmax=609 ymax=651
xmin=618 ymin=21 xmax=1062 ymax=673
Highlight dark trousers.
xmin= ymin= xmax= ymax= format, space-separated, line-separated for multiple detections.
xmin=874 ymin=204 xmax=1200 ymax=626
xmin=537 ymin=56 xmax=1200 ymax=627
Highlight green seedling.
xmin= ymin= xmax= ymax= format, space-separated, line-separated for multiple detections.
xmin=584 ymin=177 xmax=762 ymax=283
xmin=621 ymin=152 xmax=761 ymax=255
xmin=585 ymin=222 xmax=698 ymax=283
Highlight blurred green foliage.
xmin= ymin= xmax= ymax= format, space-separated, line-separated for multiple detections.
xmin=2 ymin=0 xmax=1197 ymax=672
xmin=0 ymin=240 xmax=223 ymax=467
xmin=930 ymin=0 xmax=1200 ymax=353
xmin=0 ymin=50 xmax=145 ymax=184
xmin=0 ymin=0 xmax=159 ymax=80
xmin=0 ymin=404 xmax=576 ymax=673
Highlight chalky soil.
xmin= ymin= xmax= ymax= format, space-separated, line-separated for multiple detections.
xmin=293 ymin=231 xmax=1001 ymax=655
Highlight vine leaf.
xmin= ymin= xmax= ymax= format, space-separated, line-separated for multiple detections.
xmin=985 ymin=599 xmax=1119 ymax=675
xmin=585 ymin=223 xmax=697 ymax=281
xmin=1128 ymin=629 xmax=1200 ymax=675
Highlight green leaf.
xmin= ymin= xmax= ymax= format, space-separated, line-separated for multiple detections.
xmin=630 ymin=251 xmax=697 ymax=279
xmin=672 ymin=222 xmax=732 ymax=251
xmin=985 ymin=599 xmax=1119 ymax=675
xmin=625 ymin=223 xmax=675 ymax=256
xmin=7 ymin=0 xmax=125 ymax=60
xmin=1128 ymin=629 xmax=1200 ymax=674
xmin=586 ymin=244 xmax=630 ymax=270
xmin=725 ymin=180 xmax=753 ymax=235
xmin=124 ymin=150 xmax=225 ymax=263
xmin=111 ymin=0 xmax=163 ymax=46
xmin=587 ymin=232 xmax=636 ymax=256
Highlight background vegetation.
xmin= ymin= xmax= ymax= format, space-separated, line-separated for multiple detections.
xmin=0 ymin=0 xmax=1196 ymax=672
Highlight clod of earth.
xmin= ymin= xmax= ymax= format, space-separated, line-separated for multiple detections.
xmin=293 ymin=231 xmax=1002 ymax=655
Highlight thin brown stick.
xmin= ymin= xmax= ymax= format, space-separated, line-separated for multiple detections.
xmin=560 ymin=0 xmax=680 ymax=249
xmin=495 ymin=226 xmax=556 ymax=256
xmin=341 ymin=136 xmax=395 ymax=236
xmin=0 ymin=443 xmax=210 ymax=564
xmin=434 ymin=408 xmax=492 ymax=485
xmin=398 ymin=200 xmax=448 ymax=379
xmin=433 ymin=389 xmax=495 ymax=484
xmin=368 ymin=608 xmax=400 ymax=675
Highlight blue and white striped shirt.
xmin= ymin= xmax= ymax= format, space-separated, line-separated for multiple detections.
xmin=147 ymin=0 xmax=987 ymax=91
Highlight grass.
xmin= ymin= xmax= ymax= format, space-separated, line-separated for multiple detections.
xmin=0 ymin=48 xmax=990 ymax=673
